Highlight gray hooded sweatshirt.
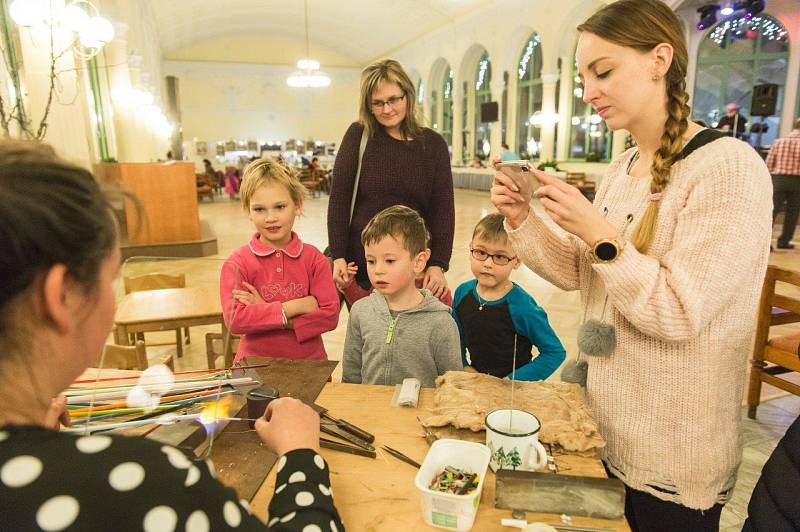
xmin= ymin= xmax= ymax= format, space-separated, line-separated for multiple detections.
xmin=342 ymin=289 xmax=463 ymax=387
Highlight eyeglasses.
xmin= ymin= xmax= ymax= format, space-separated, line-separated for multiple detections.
xmin=370 ymin=93 xmax=406 ymax=111
xmin=470 ymin=248 xmax=516 ymax=265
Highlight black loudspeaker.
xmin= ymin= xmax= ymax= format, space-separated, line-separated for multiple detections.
xmin=751 ymin=83 xmax=778 ymax=117
xmin=480 ymin=101 xmax=498 ymax=123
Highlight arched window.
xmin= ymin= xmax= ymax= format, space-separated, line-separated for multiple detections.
xmin=501 ymin=71 xmax=508 ymax=145
xmin=516 ymin=33 xmax=543 ymax=159
xmin=693 ymin=14 xmax=789 ymax=146
xmin=568 ymin=54 xmax=612 ymax=161
xmin=416 ymin=78 xmax=425 ymax=121
xmin=441 ymin=66 xmax=454 ymax=147
xmin=474 ymin=52 xmax=492 ymax=160
xmin=461 ymin=80 xmax=469 ymax=161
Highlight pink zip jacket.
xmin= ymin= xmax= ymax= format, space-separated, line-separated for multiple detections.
xmin=220 ymin=232 xmax=340 ymax=363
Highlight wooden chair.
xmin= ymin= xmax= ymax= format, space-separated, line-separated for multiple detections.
xmin=123 ymin=273 xmax=190 ymax=357
xmin=101 ymin=341 xmax=175 ymax=371
xmin=747 ymin=265 xmax=800 ymax=418
xmin=299 ymin=167 xmax=323 ymax=198
xmin=566 ymin=172 xmax=596 ymax=202
xmin=196 ymin=173 xmax=214 ymax=201
xmin=205 ymin=332 xmax=239 ymax=369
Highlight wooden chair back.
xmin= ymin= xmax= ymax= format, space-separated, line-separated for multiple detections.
xmin=747 ymin=265 xmax=800 ymax=418
xmin=102 ymin=341 xmax=148 ymax=370
xmin=124 ymin=273 xmax=186 ymax=294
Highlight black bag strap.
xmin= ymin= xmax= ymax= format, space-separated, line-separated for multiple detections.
xmin=674 ymin=128 xmax=727 ymax=162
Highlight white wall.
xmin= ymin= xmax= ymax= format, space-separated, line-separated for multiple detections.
xmin=162 ymin=60 xmax=360 ymax=162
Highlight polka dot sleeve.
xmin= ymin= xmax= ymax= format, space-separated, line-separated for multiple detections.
xmin=1 ymin=425 xmax=343 ymax=531
xmin=266 ymin=449 xmax=343 ymax=531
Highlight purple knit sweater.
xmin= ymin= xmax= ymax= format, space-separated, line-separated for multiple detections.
xmin=327 ymin=122 xmax=455 ymax=286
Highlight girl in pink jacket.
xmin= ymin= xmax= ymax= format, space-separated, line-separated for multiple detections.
xmin=220 ymin=158 xmax=339 ymax=363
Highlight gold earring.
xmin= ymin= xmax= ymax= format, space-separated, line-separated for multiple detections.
xmin=652 ymin=74 xmax=661 ymax=81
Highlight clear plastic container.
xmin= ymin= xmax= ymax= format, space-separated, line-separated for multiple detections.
xmin=414 ymin=439 xmax=491 ymax=531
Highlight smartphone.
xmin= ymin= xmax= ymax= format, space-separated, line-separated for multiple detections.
xmin=494 ymin=160 xmax=540 ymax=195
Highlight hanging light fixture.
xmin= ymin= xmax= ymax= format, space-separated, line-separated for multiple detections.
xmin=287 ymin=0 xmax=330 ymax=88
xmin=8 ymin=0 xmax=115 ymax=58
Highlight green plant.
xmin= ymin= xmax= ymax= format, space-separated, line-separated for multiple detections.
xmin=536 ymin=160 xmax=561 ymax=171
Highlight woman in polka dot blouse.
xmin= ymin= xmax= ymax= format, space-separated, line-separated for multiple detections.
xmin=0 ymin=141 xmax=344 ymax=532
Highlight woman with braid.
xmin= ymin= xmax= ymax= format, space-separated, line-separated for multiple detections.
xmin=491 ymin=1 xmax=771 ymax=530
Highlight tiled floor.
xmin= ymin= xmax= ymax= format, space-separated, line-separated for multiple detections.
xmin=115 ymin=189 xmax=800 ymax=530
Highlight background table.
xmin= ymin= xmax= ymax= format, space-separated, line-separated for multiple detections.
xmin=113 ymin=286 xmax=225 ymax=345
xmin=252 ymin=383 xmax=629 ymax=531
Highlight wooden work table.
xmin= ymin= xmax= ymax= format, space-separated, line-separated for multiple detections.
xmin=251 ymin=383 xmax=629 ymax=531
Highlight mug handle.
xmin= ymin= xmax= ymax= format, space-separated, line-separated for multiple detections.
xmin=526 ymin=440 xmax=548 ymax=471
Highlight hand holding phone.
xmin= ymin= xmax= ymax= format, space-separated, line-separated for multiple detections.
xmin=493 ymin=160 xmax=541 ymax=197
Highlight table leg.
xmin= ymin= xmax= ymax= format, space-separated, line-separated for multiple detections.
xmin=222 ymin=323 xmax=234 ymax=368
xmin=114 ymin=324 xmax=130 ymax=346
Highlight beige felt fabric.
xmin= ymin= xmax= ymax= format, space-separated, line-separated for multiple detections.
xmin=421 ymin=371 xmax=605 ymax=452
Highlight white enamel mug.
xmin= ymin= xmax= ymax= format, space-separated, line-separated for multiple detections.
xmin=485 ymin=409 xmax=547 ymax=472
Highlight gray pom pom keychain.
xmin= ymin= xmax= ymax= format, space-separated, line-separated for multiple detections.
xmin=578 ymin=297 xmax=616 ymax=357
xmin=561 ymin=358 xmax=588 ymax=385
xmin=561 ymin=212 xmax=634 ymax=386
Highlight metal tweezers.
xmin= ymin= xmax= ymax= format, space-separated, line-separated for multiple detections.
xmin=381 ymin=445 xmax=421 ymax=469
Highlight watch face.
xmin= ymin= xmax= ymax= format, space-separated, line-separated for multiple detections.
xmin=595 ymin=241 xmax=618 ymax=261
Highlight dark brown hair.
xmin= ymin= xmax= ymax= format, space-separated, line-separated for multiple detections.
xmin=578 ymin=0 xmax=690 ymax=253
xmin=361 ymin=205 xmax=429 ymax=256
xmin=0 ymin=140 xmax=119 ymax=338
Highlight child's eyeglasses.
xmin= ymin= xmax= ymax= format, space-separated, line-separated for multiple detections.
xmin=470 ymin=249 xmax=516 ymax=265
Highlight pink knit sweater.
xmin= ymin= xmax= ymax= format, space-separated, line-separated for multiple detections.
xmin=506 ymin=136 xmax=772 ymax=510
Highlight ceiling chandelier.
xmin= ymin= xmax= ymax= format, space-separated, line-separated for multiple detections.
xmin=286 ymin=0 xmax=330 ymax=88
xmin=8 ymin=0 xmax=115 ymax=58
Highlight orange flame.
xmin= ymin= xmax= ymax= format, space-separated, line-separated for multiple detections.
xmin=199 ymin=396 xmax=233 ymax=425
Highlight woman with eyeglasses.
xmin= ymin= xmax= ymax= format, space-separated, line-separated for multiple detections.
xmin=0 ymin=141 xmax=344 ymax=531
xmin=491 ymin=0 xmax=771 ymax=530
xmin=327 ymin=59 xmax=455 ymax=306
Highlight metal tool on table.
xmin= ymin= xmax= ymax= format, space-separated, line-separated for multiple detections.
xmin=314 ymin=404 xmax=375 ymax=443
xmin=417 ymin=416 xmax=439 ymax=446
xmin=381 ymin=445 xmax=421 ymax=469
xmin=313 ymin=404 xmax=376 ymax=458
xmin=495 ymin=470 xmax=625 ymax=520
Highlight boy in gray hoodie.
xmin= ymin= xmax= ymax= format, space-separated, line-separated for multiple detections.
xmin=342 ymin=205 xmax=463 ymax=387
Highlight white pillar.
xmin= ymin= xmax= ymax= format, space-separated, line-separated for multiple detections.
xmin=556 ymin=59 xmax=572 ymax=161
xmin=490 ymin=79 xmax=505 ymax=158
xmin=506 ymin=70 xmax=519 ymax=155
xmin=540 ymin=72 xmax=559 ymax=162
xmin=452 ymin=84 xmax=464 ymax=164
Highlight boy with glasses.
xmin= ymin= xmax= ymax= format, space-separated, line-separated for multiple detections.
xmin=453 ymin=213 xmax=565 ymax=380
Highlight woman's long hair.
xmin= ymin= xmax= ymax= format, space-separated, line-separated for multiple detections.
xmin=578 ymin=0 xmax=690 ymax=253
xmin=358 ymin=58 xmax=424 ymax=141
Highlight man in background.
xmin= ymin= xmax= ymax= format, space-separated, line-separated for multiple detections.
xmin=500 ymin=142 xmax=518 ymax=161
xmin=767 ymin=118 xmax=800 ymax=250
xmin=716 ymin=102 xmax=748 ymax=139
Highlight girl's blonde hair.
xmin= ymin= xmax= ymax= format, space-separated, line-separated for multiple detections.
xmin=359 ymin=58 xmax=424 ymax=140
xmin=578 ymin=0 xmax=690 ymax=254
xmin=239 ymin=158 xmax=307 ymax=210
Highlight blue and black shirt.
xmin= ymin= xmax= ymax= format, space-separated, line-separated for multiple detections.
xmin=452 ymin=279 xmax=566 ymax=381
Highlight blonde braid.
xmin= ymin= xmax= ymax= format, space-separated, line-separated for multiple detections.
xmin=630 ymin=77 xmax=690 ymax=253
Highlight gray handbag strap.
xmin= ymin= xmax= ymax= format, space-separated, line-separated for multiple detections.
xmin=349 ymin=127 xmax=368 ymax=226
